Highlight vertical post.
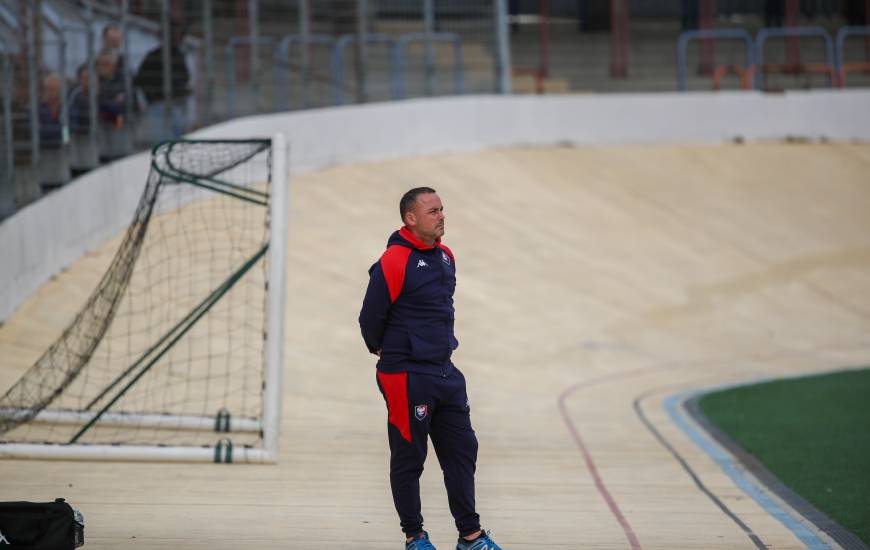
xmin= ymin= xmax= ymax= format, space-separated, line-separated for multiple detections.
xmin=121 ymin=0 xmax=133 ymax=121
xmin=85 ymin=0 xmax=97 ymax=160
xmin=234 ymin=0 xmax=248 ymax=82
xmin=494 ymin=0 xmax=512 ymax=93
xmin=2 ymin=54 xmax=12 ymax=187
xmin=535 ymin=0 xmax=550 ymax=93
xmin=249 ymin=0 xmax=260 ymax=110
xmin=423 ymin=0 xmax=435 ymax=96
xmin=698 ymin=0 xmax=714 ymax=75
xmin=56 ymin=23 xmax=69 ymax=150
xmin=785 ymin=0 xmax=799 ymax=71
xmin=299 ymin=0 xmax=310 ymax=108
xmin=263 ymin=132 xmax=288 ymax=463
xmin=160 ymin=0 xmax=172 ymax=136
xmin=540 ymin=0 xmax=550 ymax=80
xmin=226 ymin=42 xmax=236 ymax=117
xmin=354 ymin=0 xmax=368 ymax=103
xmin=609 ymin=0 xmax=629 ymax=78
xmin=203 ymin=0 xmax=214 ymax=125
xmin=865 ymin=0 xmax=870 ymax=63
xmin=26 ymin=1 xmax=39 ymax=166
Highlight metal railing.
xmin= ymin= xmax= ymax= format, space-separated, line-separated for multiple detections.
xmin=836 ymin=26 xmax=870 ymax=87
xmin=753 ymin=26 xmax=836 ymax=88
xmin=676 ymin=26 xmax=857 ymax=91
xmin=393 ymin=32 xmax=465 ymax=99
xmin=332 ymin=33 xmax=397 ymax=105
xmin=676 ymin=29 xmax=754 ymax=91
xmin=274 ymin=33 xmax=337 ymax=111
xmin=0 ymin=0 xmax=505 ymax=220
xmin=224 ymin=35 xmax=278 ymax=117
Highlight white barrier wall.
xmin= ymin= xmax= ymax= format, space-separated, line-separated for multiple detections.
xmin=2 ymin=90 xmax=870 ymax=321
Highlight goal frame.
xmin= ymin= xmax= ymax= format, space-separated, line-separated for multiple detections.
xmin=0 ymin=134 xmax=289 ymax=464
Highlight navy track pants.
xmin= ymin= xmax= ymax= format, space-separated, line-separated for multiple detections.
xmin=376 ymin=367 xmax=481 ymax=537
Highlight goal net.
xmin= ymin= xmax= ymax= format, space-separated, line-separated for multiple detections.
xmin=0 ymin=136 xmax=288 ymax=463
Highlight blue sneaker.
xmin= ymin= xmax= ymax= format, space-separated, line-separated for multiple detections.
xmin=406 ymin=531 xmax=438 ymax=550
xmin=456 ymin=530 xmax=502 ymax=550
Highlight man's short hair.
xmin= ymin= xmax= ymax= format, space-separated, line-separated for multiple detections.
xmin=400 ymin=187 xmax=437 ymax=222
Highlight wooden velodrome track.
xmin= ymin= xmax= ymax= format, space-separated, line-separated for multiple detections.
xmin=1 ymin=142 xmax=869 ymax=549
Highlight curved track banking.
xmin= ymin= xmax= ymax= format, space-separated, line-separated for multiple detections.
xmin=557 ymin=348 xmax=854 ymax=550
xmin=1 ymin=143 xmax=869 ymax=548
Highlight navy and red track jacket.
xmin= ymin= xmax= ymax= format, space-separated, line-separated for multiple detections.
xmin=359 ymin=227 xmax=458 ymax=375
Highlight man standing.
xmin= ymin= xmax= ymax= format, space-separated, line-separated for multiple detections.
xmin=133 ymin=19 xmax=191 ymax=141
xmin=101 ymin=25 xmax=126 ymax=78
xmin=359 ymin=188 xmax=503 ymax=550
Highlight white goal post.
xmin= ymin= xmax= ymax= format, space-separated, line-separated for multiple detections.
xmin=0 ymin=134 xmax=289 ymax=463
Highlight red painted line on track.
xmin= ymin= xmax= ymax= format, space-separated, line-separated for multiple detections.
xmin=556 ymin=348 xmax=861 ymax=550
xmin=558 ymin=368 xmax=654 ymax=550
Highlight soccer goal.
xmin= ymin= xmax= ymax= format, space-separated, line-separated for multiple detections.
xmin=0 ymin=136 xmax=288 ymax=463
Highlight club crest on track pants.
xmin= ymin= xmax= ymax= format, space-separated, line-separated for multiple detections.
xmin=376 ymin=367 xmax=481 ymax=537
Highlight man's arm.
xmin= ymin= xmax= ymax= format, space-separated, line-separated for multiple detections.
xmin=359 ymin=261 xmax=391 ymax=355
xmin=358 ymin=245 xmax=411 ymax=355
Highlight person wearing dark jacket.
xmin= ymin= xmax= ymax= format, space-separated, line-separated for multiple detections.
xmin=133 ymin=21 xmax=191 ymax=140
xmin=359 ymin=187 xmax=503 ymax=550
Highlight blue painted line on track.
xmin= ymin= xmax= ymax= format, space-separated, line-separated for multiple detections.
xmin=664 ymin=389 xmax=832 ymax=550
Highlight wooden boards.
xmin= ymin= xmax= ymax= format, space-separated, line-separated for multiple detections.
xmin=1 ymin=143 xmax=868 ymax=548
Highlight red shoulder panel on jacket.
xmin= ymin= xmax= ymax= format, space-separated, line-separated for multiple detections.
xmin=380 ymin=245 xmax=412 ymax=303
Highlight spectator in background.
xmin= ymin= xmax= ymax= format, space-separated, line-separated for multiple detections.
xmin=38 ymin=72 xmax=70 ymax=191
xmin=96 ymin=50 xmax=126 ymax=126
xmin=38 ymin=72 xmax=63 ymax=149
xmin=68 ymin=63 xmax=98 ymax=175
xmin=101 ymin=24 xmax=130 ymax=96
xmin=68 ymin=64 xmax=92 ymax=134
xmin=134 ymin=19 xmax=191 ymax=141
xmin=102 ymin=26 xmax=124 ymax=65
xmin=96 ymin=50 xmax=131 ymax=162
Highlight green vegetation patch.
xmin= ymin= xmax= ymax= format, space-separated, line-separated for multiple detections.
xmin=698 ymin=368 xmax=870 ymax=545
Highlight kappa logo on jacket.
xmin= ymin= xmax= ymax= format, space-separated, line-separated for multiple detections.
xmin=0 ymin=528 xmax=9 ymax=544
xmin=358 ymin=227 xmax=459 ymax=365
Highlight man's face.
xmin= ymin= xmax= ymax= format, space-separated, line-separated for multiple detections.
xmin=104 ymin=27 xmax=122 ymax=50
xmin=42 ymin=77 xmax=61 ymax=105
xmin=406 ymin=193 xmax=445 ymax=243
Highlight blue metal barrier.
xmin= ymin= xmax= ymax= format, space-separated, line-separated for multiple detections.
xmin=836 ymin=26 xmax=870 ymax=85
xmin=676 ymin=29 xmax=754 ymax=92
xmin=225 ymin=36 xmax=277 ymax=118
xmin=331 ymin=33 xmax=397 ymax=106
xmin=274 ymin=34 xmax=336 ymax=111
xmin=754 ymin=26 xmax=835 ymax=89
xmin=392 ymin=32 xmax=464 ymax=100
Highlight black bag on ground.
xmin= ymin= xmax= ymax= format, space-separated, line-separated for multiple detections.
xmin=0 ymin=498 xmax=84 ymax=549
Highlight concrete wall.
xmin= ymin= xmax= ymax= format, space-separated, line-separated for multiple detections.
xmin=2 ymin=90 xmax=870 ymax=321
